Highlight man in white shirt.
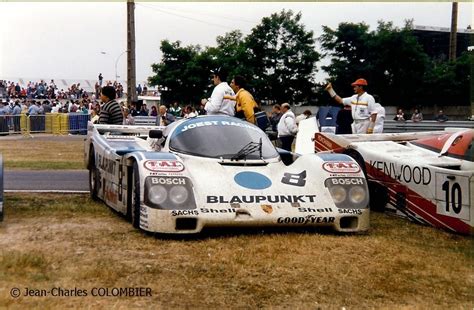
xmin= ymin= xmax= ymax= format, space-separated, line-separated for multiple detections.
xmin=205 ymin=67 xmax=235 ymax=116
xmin=371 ymin=95 xmax=385 ymax=133
xmin=277 ymin=103 xmax=298 ymax=151
xmin=325 ymin=78 xmax=376 ymax=134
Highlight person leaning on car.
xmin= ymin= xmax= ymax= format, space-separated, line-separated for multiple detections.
xmin=204 ymin=67 xmax=235 ymax=116
xmin=98 ymin=86 xmax=123 ymax=125
xmin=224 ymin=75 xmax=258 ymax=124
xmin=277 ymin=103 xmax=298 ymax=151
xmin=325 ymin=78 xmax=377 ymax=134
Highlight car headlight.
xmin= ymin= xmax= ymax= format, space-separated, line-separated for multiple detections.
xmin=329 ymin=185 xmax=347 ymax=204
xmin=148 ymin=185 xmax=167 ymax=205
xmin=325 ymin=177 xmax=369 ymax=209
xmin=169 ymin=185 xmax=189 ymax=204
xmin=349 ymin=186 xmax=366 ymax=204
xmin=144 ymin=176 xmax=197 ymax=210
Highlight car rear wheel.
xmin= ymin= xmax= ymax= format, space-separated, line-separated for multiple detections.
xmin=131 ymin=162 xmax=141 ymax=229
xmin=88 ymin=148 xmax=99 ymax=200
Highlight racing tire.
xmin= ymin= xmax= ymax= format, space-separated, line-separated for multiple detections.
xmin=88 ymin=148 xmax=99 ymax=201
xmin=368 ymin=180 xmax=389 ymax=212
xmin=131 ymin=162 xmax=141 ymax=229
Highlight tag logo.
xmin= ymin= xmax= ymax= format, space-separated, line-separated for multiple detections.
xmin=144 ymin=160 xmax=184 ymax=172
xmin=322 ymin=162 xmax=360 ymax=173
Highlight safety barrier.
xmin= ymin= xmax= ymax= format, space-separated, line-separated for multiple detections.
xmin=133 ymin=116 xmax=157 ymax=126
xmin=383 ymin=120 xmax=474 ymax=133
xmin=0 ymin=113 xmax=90 ymax=135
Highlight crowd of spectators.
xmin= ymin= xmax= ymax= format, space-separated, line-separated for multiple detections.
xmin=0 ymin=79 xmax=93 ymax=100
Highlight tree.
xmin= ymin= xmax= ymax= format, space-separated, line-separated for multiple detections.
xmin=148 ymin=40 xmax=213 ymax=106
xmin=245 ymin=10 xmax=320 ymax=104
xmin=320 ymin=21 xmax=430 ymax=107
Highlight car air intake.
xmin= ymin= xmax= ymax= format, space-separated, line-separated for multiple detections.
xmin=175 ymin=218 xmax=197 ymax=231
xmin=340 ymin=216 xmax=358 ymax=229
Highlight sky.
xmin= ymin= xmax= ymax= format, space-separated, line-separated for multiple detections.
xmin=0 ymin=2 xmax=472 ymax=85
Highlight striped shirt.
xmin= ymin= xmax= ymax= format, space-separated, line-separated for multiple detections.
xmin=99 ymin=100 xmax=123 ymax=125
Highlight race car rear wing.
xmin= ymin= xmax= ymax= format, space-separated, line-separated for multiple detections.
xmin=90 ymin=123 xmax=165 ymax=136
xmin=314 ymin=129 xmax=473 ymax=153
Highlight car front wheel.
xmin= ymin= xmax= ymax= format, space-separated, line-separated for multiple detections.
xmin=131 ymin=162 xmax=141 ymax=229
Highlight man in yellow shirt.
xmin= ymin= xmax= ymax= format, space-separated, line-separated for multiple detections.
xmin=225 ymin=75 xmax=258 ymax=124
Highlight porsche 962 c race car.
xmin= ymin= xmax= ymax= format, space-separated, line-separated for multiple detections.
xmin=311 ymin=128 xmax=473 ymax=235
xmin=84 ymin=116 xmax=370 ymax=234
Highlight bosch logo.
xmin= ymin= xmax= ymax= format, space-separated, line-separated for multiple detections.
xmin=144 ymin=160 xmax=184 ymax=172
xmin=151 ymin=177 xmax=186 ymax=185
xmin=330 ymin=178 xmax=364 ymax=185
xmin=322 ymin=162 xmax=361 ymax=173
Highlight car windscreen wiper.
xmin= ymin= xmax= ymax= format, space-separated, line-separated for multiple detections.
xmin=231 ymin=138 xmax=262 ymax=161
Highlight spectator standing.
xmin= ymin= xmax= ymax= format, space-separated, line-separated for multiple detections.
xmin=205 ymin=67 xmax=235 ymax=116
xmin=98 ymin=73 xmax=103 ymax=86
xmin=435 ymin=110 xmax=448 ymax=122
xmin=336 ymin=105 xmax=353 ymax=134
xmin=372 ymin=95 xmax=386 ymax=133
xmin=295 ymin=110 xmax=312 ymax=125
xmin=269 ymin=104 xmax=283 ymax=132
xmin=98 ymin=86 xmax=123 ymax=125
xmin=325 ymin=78 xmax=377 ymax=134
xmin=95 ymin=82 xmax=101 ymax=98
xmin=138 ymin=104 xmax=148 ymax=116
xmin=137 ymin=84 xmax=142 ymax=96
xmin=169 ymin=101 xmax=182 ymax=117
xmin=226 ymin=75 xmax=258 ymax=124
xmin=122 ymin=107 xmax=135 ymax=125
xmin=411 ymin=108 xmax=423 ymax=122
xmin=90 ymin=109 xmax=100 ymax=124
xmin=42 ymin=100 xmax=52 ymax=113
xmin=394 ymin=108 xmax=407 ymax=122
xmin=157 ymin=105 xmax=175 ymax=126
xmin=183 ymin=105 xmax=197 ymax=118
xmin=150 ymin=105 xmax=158 ymax=117
xmin=12 ymin=100 xmax=21 ymax=132
xmin=277 ymin=103 xmax=298 ymax=151
xmin=129 ymin=103 xmax=139 ymax=117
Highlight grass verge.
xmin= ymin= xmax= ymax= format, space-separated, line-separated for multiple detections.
xmin=0 ymin=193 xmax=472 ymax=308
xmin=0 ymin=139 xmax=84 ymax=170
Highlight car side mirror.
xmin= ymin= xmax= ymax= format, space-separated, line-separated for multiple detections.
xmin=149 ymin=130 xmax=163 ymax=139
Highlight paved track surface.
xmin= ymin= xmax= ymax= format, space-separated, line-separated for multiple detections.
xmin=5 ymin=170 xmax=88 ymax=191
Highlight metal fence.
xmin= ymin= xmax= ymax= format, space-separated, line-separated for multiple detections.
xmin=0 ymin=113 xmax=90 ymax=135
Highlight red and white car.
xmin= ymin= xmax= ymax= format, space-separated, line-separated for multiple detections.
xmin=297 ymin=119 xmax=473 ymax=235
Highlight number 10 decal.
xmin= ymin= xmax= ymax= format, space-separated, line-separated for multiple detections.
xmin=442 ymin=181 xmax=462 ymax=214
xmin=435 ymin=173 xmax=470 ymax=221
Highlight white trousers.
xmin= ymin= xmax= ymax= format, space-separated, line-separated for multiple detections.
xmin=352 ymin=119 xmax=370 ymax=134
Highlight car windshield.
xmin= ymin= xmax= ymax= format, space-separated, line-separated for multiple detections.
xmin=169 ymin=116 xmax=279 ymax=160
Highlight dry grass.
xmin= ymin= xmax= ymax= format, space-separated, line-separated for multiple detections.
xmin=0 ymin=138 xmax=84 ymax=169
xmin=0 ymin=193 xmax=472 ymax=308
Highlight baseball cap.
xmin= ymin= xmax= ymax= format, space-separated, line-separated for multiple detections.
xmin=351 ymin=78 xmax=368 ymax=86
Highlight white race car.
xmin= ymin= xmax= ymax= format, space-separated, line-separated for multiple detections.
xmin=84 ymin=116 xmax=370 ymax=234
xmin=307 ymin=126 xmax=474 ymax=235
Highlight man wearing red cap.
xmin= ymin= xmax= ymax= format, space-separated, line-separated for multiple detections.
xmin=325 ymin=78 xmax=377 ymax=134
